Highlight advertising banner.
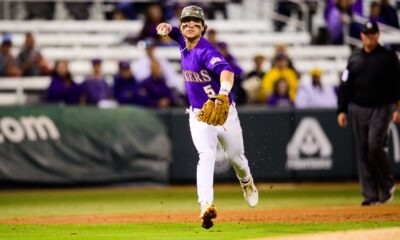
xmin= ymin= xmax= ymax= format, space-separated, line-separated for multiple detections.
xmin=0 ymin=106 xmax=171 ymax=184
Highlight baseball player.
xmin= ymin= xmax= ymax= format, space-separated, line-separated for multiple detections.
xmin=156 ymin=5 xmax=258 ymax=229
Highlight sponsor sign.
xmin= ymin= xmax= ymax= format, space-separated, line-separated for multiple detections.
xmin=286 ymin=117 xmax=333 ymax=170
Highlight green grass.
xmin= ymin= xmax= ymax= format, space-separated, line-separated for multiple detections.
xmin=0 ymin=183 xmax=399 ymax=239
xmin=0 ymin=222 xmax=399 ymax=240
xmin=0 ymin=183 xmax=371 ymax=218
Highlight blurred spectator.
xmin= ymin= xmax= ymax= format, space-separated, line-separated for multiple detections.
xmin=46 ymin=60 xmax=80 ymax=105
xmin=103 ymin=1 xmax=138 ymax=20
xmin=64 ymin=2 xmax=92 ymax=20
xmin=158 ymin=0 xmax=176 ymax=21
xmin=325 ymin=0 xmax=363 ymax=20
xmin=112 ymin=1 xmax=138 ymax=20
xmin=206 ymin=29 xmax=246 ymax=104
xmin=136 ymin=4 xmax=164 ymax=42
xmin=261 ymin=54 xmax=298 ymax=102
xmin=325 ymin=0 xmax=363 ymax=45
xmin=266 ymin=78 xmax=294 ymax=108
xmin=133 ymin=38 xmax=185 ymax=95
xmin=369 ymin=1 xmax=384 ymax=23
xmin=16 ymin=32 xmax=49 ymax=76
xmin=380 ymin=0 xmax=400 ymax=28
xmin=245 ymin=55 xmax=267 ymax=80
xmin=242 ymin=55 xmax=267 ymax=104
xmin=273 ymin=0 xmax=318 ymax=32
xmin=295 ymin=68 xmax=337 ymax=108
xmin=168 ymin=3 xmax=184 ymax=27
xmin=0 ymin=35 xmax=20 ymax=77
xmin=217 ymin=42 xmax=247 ymax=104
xmin=80 ymin=59 xmax=113 ymax=105
xmin=24 ymin=2 xmax=55 ymax=20
xmin=206 ymin=28 xmax=219 ymax=47
xmin=139 ymin=59 xmax=175 ymax=108
xmin=113 ymin=60 xmax=143 ymax=105
xmin=205 ymin=2 xmax=228 ymax=19
xmin=271 ymin=43 xmax=299 ymax=77
xmin=273 ymin=0 xmax=303 ymax=32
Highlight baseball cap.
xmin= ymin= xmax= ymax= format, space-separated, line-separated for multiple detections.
xmin=362 ymin=21 xmax=379 ymax=34
xmin=180 ymin=5 xmax=205 ymax=21
xmin=2 ymin=33 xmax=12 ymax=45
xmin=91 ymin=58 xmax=102 ymax=65
xmin=310 ymin=67 xmax=322 ymax=76
xmin=119 ymin=61 xmax=130 ymax=69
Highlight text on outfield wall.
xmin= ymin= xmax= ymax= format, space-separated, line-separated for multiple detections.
xmin=0 ymin=116 xmax=60 ymax=143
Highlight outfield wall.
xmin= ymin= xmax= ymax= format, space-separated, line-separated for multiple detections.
xmin=0 ymin=106 xmax=171 ymax=184
xmin=164 ymin=108 xmax=394 ymax=182
xmin=160 ymin=107 xmax=400 ymax=183
xmin=0 ymin=105 xmax=399 ymax=185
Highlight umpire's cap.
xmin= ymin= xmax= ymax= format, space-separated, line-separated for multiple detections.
xmin=180 ymin=5 xmax=205 ymax=21
xmin=362 ymin=21 xmax=379 ymax=34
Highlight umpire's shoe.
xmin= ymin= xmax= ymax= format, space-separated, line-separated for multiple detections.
xmin=240 ymin=176 xmax=259 ymax=208
xmin=380 ymin=185 xmax=396 ymax=204
xmin=361 ymin=199 xmax=379 ymax=206
xmin=200 ymin=202 xmax=217 ymax=229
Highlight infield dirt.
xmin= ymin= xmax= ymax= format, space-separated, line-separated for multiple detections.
xmin=1 ymin=205 xmax=399 ymax=225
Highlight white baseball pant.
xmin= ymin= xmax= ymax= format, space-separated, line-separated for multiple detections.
xmin=188 ymin=105 xmax=252 ymax=206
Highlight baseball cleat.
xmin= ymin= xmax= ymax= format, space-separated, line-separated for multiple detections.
xmin=240 ymin=176 xmax=258 ymax=208
xmin=199 ymin=203 xmax=217 ymax=229
xmin=380 ymin=185 xmax=396 ymax=204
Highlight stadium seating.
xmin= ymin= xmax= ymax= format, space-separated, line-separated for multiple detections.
xmin=0 ymin=18 xmax=353 ymax=105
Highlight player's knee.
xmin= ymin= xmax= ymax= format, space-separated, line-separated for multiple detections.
xmin=226 ymin=149 xmax=244 ymax=160
xmin=227 ymin=152 xmax=246 ymax=165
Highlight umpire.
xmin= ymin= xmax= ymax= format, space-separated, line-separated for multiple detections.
xmin=337 ymin=21 xmax=400 ymax=206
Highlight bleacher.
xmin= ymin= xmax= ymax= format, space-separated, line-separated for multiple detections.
xmin=2 ymin=0 xmax=398 ymax=106
xmin=0 ymin=17 xmax=351 ymax=105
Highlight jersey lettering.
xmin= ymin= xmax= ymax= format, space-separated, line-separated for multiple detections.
xmin=200 ymin=70 xmax=212 ymax=82
xmin=193 ymin=72 xmax=203 ymax=82
xmin=183 ymin=70 xmax=212 ymax=83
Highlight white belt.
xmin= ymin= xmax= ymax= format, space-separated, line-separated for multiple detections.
xmin=185 ymin=106 xmax=200 ymax=114
xmin=185 ymin=103 xmax=235 ymax=114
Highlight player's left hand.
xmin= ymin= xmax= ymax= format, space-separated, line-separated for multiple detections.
xmin=197 ymin=94 xmax=230 ymax=126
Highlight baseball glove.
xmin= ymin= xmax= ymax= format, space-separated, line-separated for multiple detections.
xmin=197 ymin=94 xmax=230 ymax=126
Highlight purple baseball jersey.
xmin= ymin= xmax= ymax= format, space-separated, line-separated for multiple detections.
xmin=169 ymin=27 xmax=233 ymax=109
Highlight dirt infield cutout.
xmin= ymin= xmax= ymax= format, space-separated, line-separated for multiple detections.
xmin=1 ymin=205 xmax=399 ymax=224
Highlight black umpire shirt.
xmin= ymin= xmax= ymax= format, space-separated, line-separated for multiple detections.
xmin=337 ymin=44 xmax=400 ymax=114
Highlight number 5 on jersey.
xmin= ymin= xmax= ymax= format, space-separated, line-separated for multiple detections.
xmin=203 ymin=84 xmax=216 ymax=97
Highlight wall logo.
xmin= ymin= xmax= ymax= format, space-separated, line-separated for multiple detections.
xmin=286 ymin=117 xmax=333 ymax=170
xmin=0 ymin=116 xmax=60 ymax=144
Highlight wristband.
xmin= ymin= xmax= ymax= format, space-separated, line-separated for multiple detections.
xmin=219 ymin=81 xmax=233 ymax=95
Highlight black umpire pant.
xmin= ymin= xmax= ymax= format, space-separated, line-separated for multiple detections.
xmin=351 ymin=104 xmax=395 ymax=202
